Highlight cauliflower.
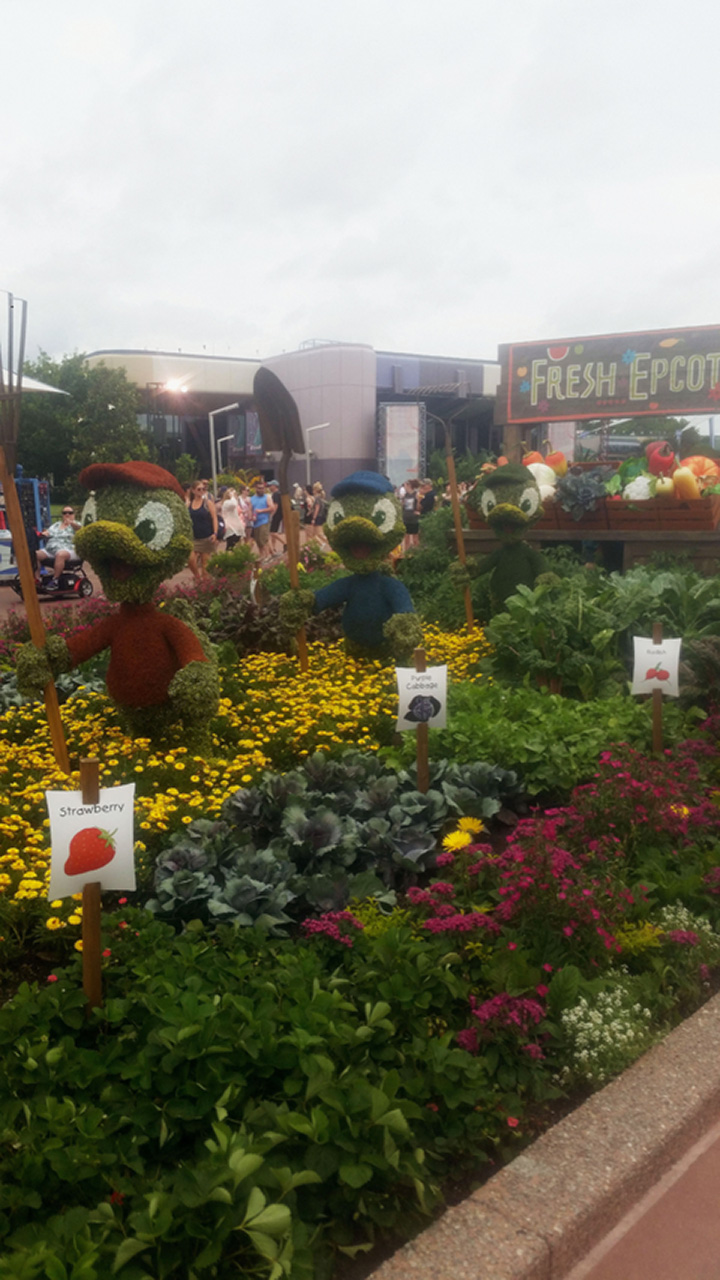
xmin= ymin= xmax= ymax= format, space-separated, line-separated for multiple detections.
xmin=623 ymin=474 xmax=653 ymax=502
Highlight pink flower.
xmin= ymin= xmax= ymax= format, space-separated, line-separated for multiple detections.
xmin=535 ymin=984 xmax=549 ymax=997
xmin=435 ymin=852 xmax=455 ymax=867
xmin=426 ymin=1102 xmax=439 ymax=1112
xmin=102 ymin=948 xmax=112 ymax=958
xmin=47 ymin=974 xmax=58 ymax=983
xmin=507 ymin=942 xmax=517 ymax=951
xmin=118 ymin=897 xmax=128 ymax=905
xmin=542 ymin=963 xmax=553 ymax=973
xmin=507 ymin=1117 xmax=519 ymax=1128
xmin=456 ymin=1027 xmax=479 ymax=1053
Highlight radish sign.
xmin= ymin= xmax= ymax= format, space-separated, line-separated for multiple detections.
xmin=631 ymin=638 xmax=682 ymax=698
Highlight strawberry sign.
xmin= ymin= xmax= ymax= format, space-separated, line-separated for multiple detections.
xmin=46 ymin=783 xmax=135 ymax=899
xmin=631 ymin=638 xmax=682 ymax=698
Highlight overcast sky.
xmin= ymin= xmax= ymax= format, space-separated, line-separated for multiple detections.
xmin=4 ymin=0 xmax=720 ymax=367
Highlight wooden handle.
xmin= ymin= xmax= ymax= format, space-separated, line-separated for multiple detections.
xmin=0 ymin=448 xmax=70 ymax=772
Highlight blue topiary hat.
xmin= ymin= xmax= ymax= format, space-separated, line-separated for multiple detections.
xmin=331 ymin=470 xmax=394 ymax=498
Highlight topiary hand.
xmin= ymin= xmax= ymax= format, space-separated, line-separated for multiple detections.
xmin=279 ymin=588 xmax=315 ymax=632
xmin=383 ymin=612 xmax=423 ymax=662
xmin=168 ymin=659 xmax=220 ymax=725
xmin=16 ymin=635 xmax=72 ymax=700
xmin=449 ymin=561 xmax=473 ymax=591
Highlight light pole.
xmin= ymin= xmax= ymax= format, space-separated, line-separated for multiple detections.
xmin=305 ymin=422 xmax=330 ymax=488
xmin=216 ymin=433 xmax=234 ymax=474
xmin=208 ymin=403 xmax=239 ymax=497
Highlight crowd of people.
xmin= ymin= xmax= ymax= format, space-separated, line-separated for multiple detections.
xmin=34 ymin=474 xmax=461 ymax=589
xmin=184 ymin=474 xmax=465 ymax=576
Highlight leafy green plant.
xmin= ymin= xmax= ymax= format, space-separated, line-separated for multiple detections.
xmin=389 ymin=681 xmax=692 ymax=797
xmin=147 ymin=751 xmax=524 ymax=928
xmin=486 ymin=577 xmax=626 ymax=699
xmin=555 ymin=466 xmax=614 ymax=518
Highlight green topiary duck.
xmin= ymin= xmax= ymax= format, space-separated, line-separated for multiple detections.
xmin=459 ymin=463 xmax=548 ymax=613
xmin=279 ymin=471 xmax=422 ymax=661
xmin=16 ymin=461 xmax=219 ymax=746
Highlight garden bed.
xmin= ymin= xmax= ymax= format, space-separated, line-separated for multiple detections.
xmin=3 ymin=559 xmax=720 ymax=1277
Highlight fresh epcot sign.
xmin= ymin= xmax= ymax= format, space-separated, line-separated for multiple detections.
xmin=497 ymin=325 xmax=720 ymax=423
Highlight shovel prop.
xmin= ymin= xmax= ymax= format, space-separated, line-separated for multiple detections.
xmin=0 ymin=293 xmax=70 ymax=772
xmin=253 ymin=368 xmax=309 ymax=671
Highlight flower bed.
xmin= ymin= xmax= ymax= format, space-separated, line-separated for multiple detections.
xmin=2 ymin=733 xmax=720 ymax=1276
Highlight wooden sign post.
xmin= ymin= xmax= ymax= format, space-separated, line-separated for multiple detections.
xmin=652 ymin=622 xmax=663 ymax=755
xmin=414 ymin=647 xmax=430 ymax=794
xmin=79 ymin=758 xmax=103 ymax=1012
xmin=443 ymin=421 xmax=475 ymax=632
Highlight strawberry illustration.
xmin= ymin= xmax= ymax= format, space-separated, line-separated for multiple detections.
xmin=64 ymin=827 xmax=117 ymax=876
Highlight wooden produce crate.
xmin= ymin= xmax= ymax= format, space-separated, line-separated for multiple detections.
xmin=661 ymin=495 xmax=720 ymax=531
xmin=535 ymin=499 xmax=558 ymax=529
xmin=555 ymin=501 xmax=609 ymax=532
xmin=606 ymin=498 xmax=665 ymax=530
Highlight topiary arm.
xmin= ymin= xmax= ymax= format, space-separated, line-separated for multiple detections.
xmin=167 ymin=659 xmax=220 ymax=722
xmin=450 ymin=549 xmax=501 ymax=589
xmin=279 ymin=588 xmax=316 ymax=631
xmin=383 ymin=612 xmax=424 ymax=662
xmin=16 ymin=634 xmax=73 ymax=701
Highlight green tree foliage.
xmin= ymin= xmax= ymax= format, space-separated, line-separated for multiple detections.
xmin=17 ymin=352 xmax=149 ymax=489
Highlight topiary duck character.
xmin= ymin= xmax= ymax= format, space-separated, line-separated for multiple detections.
xmin=279 ymin=470 xmax=422 ymax=661
xmin=17 ymin=461 xmax=219 ymax=745
xmin=459 ymin=463 xmax=548 ymax=613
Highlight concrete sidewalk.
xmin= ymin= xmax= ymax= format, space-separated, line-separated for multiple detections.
xmin=370 ymin=991 xmax=720 ymax=1280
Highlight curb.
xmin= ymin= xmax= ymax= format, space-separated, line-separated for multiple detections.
xmin=369 ymin=990 xmax=720 ymax=1280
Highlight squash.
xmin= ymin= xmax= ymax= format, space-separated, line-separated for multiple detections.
xmin=672 ymin=466 xmax=702 ymax=500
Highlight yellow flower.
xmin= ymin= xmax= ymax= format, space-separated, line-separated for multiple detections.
xmin=442 ymin=830 xmax=473 ymax=851
xmin=74 ymin=939 xmax=84 ymax=952
xmin=67 ymin=914 xmax=82 ymax=925
xmin=458 ymin=817 xmax=485 ymax=834
xmin=45 ymin=917 xmax=65 ymax=930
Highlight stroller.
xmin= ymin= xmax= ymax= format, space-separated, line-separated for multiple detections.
xmin=10 ymin=529 xmax=93 ymax=601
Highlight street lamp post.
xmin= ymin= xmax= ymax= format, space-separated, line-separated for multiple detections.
xmin=305 ymin=422 xmax=330 ymax=488
xmin=208 ymin=403 xmax=239 ymax=497
xmin=216 ymin=433 xmax=234 ymax=474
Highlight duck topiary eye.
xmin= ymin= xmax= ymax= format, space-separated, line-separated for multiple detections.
xmin=370 ymin=497 xmax=396 ymax=531
xmin=80 ymin=495 xmax=97 ymax=527
xmin=480 ymin=489 xmax=497 ymax=517
xmin=134 ymin=501 xmax=175 ymax=550
xmin=518 ymin=486 xmax=539 ymax=516
xmin=326 ymin=500 xmax=345 ymax=528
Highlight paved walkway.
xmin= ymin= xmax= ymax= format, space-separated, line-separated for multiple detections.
xmin=370 ymin=992 xmax=720 ymax=1280
xmin=567 ymin=1117 xmax=720 ymax=1280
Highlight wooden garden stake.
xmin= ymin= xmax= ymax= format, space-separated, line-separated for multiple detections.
xmin=279 ymin=444 xmax=308 ymax=672
xmin=414 ymin=647 xmax=430 ymax=794
xmin=652 ymin=622 xmax=663 ymax=755
xmin=443 ymin=422 xmax=475 ymax=632
xmin=0 ymin=294 xmax=70 ymax=774
xmin=80 ymin=757 xmax=103 ymax=1012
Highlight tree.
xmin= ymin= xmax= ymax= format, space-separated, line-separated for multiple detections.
xmin=17 ymin=352 xmax=150 ymax=492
